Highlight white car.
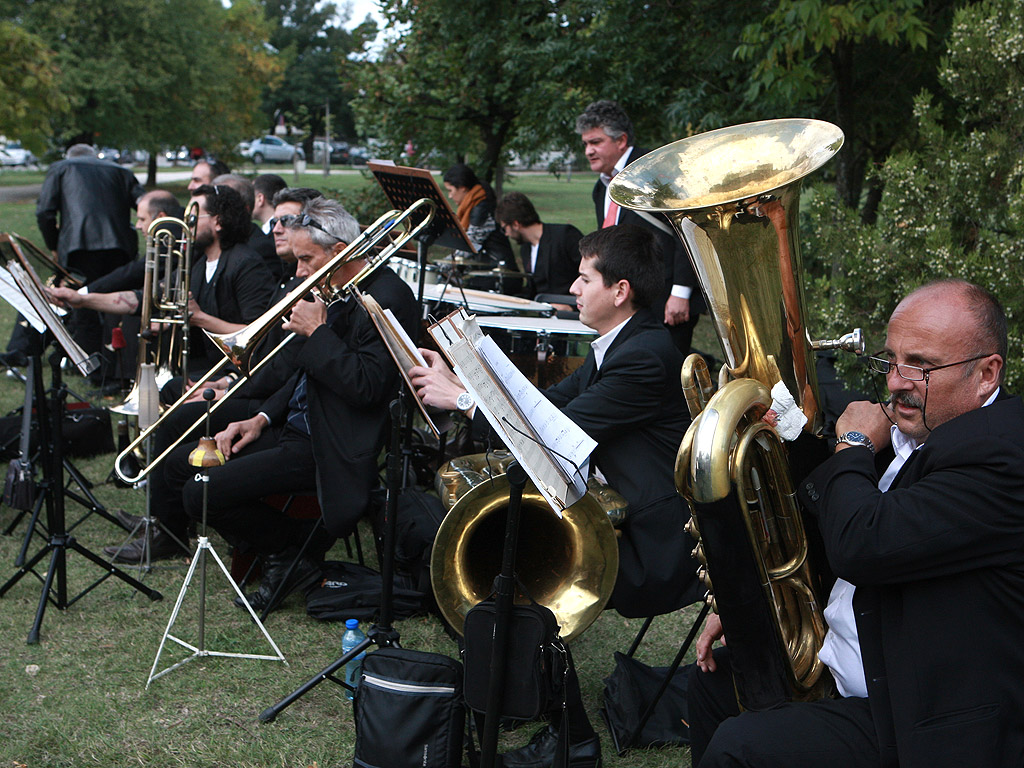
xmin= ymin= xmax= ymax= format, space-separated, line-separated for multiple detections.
xmin=0 ymin=142 xmax=36 ymax=166
xmin=242 ymin=136 xmax=304 ymax=164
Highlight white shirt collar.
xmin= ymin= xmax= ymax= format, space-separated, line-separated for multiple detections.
xmin=600 ymin=146 xmax=635 ymax=186
xmin=591 ymin=315 xmax=632 ymax=369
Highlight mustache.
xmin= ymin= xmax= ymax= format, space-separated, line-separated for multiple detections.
xmin=891 ymin=391 xmax=924 ymax=409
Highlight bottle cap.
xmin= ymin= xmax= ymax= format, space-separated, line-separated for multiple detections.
xmin=345 ymin=618 xmax=359 ymax=629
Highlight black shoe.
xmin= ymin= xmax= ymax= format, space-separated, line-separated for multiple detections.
xmin=501 ymin=725 xmax=601 ymax=768
xmin=233 ymin=547 xmax=320 ymax=613
xmin=103 ymin=529 xmax=186 ymax=562
xmin=114 ymin=509 xmax=145 ymax=532
xmin=0 ymin=351 xmax=28 ymax=368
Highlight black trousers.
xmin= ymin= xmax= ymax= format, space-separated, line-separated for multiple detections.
xmin=688 ymin=647 xmax=879 ymax=768
xmin=158 ymin=418 xmax=317 ymax=555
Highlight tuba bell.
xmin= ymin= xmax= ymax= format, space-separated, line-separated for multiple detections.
xmin=610 ymin=119 xmax=863 ymax=710
xmin=431 ymin=452 xmax=623 ymax=642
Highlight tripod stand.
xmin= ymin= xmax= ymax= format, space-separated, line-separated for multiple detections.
xmin=259 ymin=395 xmax=410 ymax=722
xmin=0 ymin=350 xmax=163 ymax=644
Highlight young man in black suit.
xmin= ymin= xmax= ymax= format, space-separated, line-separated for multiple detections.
xmin=410 ymin=224 xmax=701 ymax=768
xmin=688 ymin=280 xmax=1024 ymax=768
xmin=494 ymin=191 xmax=582 ymax=304
xmin=575 ymin=99 xmax=704 ymax=356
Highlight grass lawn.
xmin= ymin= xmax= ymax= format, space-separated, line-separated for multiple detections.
xmin=0 ymin=176 xmax=715 ymax=768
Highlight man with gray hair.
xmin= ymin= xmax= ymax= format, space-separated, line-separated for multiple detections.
xmin=576 ymin=99 xmax=704 ymax=356
xmin=156 ymin=197 xmax=419 ymax=611
xmin=28 ymin=143 xmax=145 ymax=378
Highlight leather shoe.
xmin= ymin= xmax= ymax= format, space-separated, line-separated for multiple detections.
xmin=115 ymin=509 xmax=144 ymax=532
xmin=234 ymin=546 xmax=321 ymax=613
xmin=501 ymin=725 xmax=601 ymax=768
xmin=104 ymin=529 xmax=186 ymax=562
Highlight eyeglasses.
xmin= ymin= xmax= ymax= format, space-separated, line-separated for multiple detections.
xmin=278 ymin=213 xmax=341 ymax=241
xmin=867 ymin=353 xmax=995 ymax=382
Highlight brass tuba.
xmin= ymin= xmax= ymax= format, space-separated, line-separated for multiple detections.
xmin=431 ymin=452 xmax=623 ymax=642
xmin=610 ymin=119 xmax=863 ymax=710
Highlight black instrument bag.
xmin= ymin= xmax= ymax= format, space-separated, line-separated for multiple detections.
xmin=353 ymin=646 xmax=465 ymax=768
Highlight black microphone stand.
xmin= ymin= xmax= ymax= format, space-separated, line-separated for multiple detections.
xmin=259 ymin=393 xmax=409 ymax=722
xmin=0 ymin=349 xmax=162 ymax=644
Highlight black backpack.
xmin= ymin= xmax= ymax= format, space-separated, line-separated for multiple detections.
xmin=305 ymin=561 xmax=425 ymax=622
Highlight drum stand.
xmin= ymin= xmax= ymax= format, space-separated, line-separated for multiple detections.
xmin=147 ymin=391 xmax=286 ymax=687
xmin=0 ymin=351 xmax=163 ymax=644
xmin=259 ymin=394 xmax=409 ymax=722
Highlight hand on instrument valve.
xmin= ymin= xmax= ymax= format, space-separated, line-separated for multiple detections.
xmin=834 ymin=400 xmax=894 ymax=454
xmin=282 ymin=295 xmax=327 ymax=338
xmin=695 ymin=612 xmax=727 ymax=673
xmin=664 ymin=295 xmax=690 ymax=325
xmin=214 ymin=414 xmax=267 ymax=458
xmin=409 ymin=348 xmax=467 ymax=412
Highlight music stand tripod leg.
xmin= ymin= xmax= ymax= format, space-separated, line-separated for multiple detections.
xmin=258 ymin=395 xmax=408 ymax=723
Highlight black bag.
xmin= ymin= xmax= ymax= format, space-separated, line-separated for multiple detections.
xmin=0 ymin=404 xmax=113 ymax=461
xmin=305 ymin=561 xmax=426 ymax=622
xmin=600 ymin=651 xmax=692 ymax=750
xmin=353 ymin=646 xmax=465 ymax=768
xmin=462 ymin=597 xmax=567 ymax=721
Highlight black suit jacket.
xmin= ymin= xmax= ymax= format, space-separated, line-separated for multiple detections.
xmin=261 ymin=267 xmax=418 ymax=538
xmin=800 ymin=392 xmax=1024 ymax=768
xmin=521 ymin=222 xmax=582 ymax=297
xmin=36 ymin=155 xmax=144 ymax=265
xmin=247 ymin=222 xmax=282 ymax=281
xmin=592 ymin=147 xmax=705 ymax=316
xmin=543 ymin=309 xmax=700 ymax=617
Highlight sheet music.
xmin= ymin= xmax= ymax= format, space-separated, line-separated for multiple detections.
xmin=0 ymin=264 xmax=47 ymax=332
xmin=359 ymin=291 xmax=452 ymax=437
xmin=5 ymin=260 xmax=97 ymax=376
xmin=429 ymin=309 xmax=595 ymax=514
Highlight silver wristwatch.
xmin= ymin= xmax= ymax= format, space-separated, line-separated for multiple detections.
xmin=455 ymin=391 xmax=475 ymax=413
xmin=837 ymin=431 xmax=875 ymax=454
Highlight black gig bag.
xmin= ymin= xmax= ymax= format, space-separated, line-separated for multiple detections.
xmin=353 ymin=647 xmax=465 ymax=768
xmin=462 ymin=596 xmax=567 ymax=721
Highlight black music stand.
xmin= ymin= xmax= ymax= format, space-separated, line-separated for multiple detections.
xmin=258 ymin=394 xmax=410 ymax=722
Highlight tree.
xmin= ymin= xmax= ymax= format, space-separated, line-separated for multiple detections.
xmin=8 ymin=0 xmax=282 ymax=183
xmin=259 ymin=0 xmax=366 ymax=155
xmin=735 ymin=0 xmax=958 ymax=219
xmin=0 ymin=22 xmax=67 ymax=154
xmin=802 ymin=0 xmax=1024 ymax=390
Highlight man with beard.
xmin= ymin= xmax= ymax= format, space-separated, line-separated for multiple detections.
xmin=688 ymin=280 xmax=1024 ymax=768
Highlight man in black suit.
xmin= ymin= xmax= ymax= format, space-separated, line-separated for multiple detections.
xmin=495 ymin=191 xmax=582 ymax=304
xmin=575 ymin=100 xmax=704 ymax=356
xmin=688 ymin=279 xmax=1024 ymax=768
xmin=410 ymin=224 xmax=701 ymax=768
xmin=31 ymin=143 xmax=145 ymax=377
xmin=155 ymin=197 xmax=417 ymax=609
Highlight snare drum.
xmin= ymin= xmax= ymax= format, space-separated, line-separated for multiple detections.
xmin=390 ymin=257 xmax=440 ymax=288
xmin=477 ymin=315 xmax=596 ymax=388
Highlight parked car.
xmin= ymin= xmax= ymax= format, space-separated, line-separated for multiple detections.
xmin=347 ymin=145 xmax=369 ymax=165
xmin=241 ymin=136 xmax=305 ymax=164
xmin=0 ymin=142 xmax=37 ymax=166
xmin=311 ymin=139 xmax=350 ymax=165
xmin=164 ymin=145 xmax=189 ymax=163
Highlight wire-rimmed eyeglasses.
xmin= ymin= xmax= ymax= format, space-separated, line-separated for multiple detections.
xmin=867 ymin=353 xmax=995 ymax=382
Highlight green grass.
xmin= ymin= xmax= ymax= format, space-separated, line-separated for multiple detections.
xmin=0 ymin=182 xmax=713 ymax=767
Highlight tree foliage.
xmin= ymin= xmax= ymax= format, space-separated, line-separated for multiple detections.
xmin=0 ymin=21 xmax=67 ymax=153
xmin=802 ymin=0 xmax=1024 ymax=390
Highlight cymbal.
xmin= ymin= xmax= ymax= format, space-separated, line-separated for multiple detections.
xmin=429 ymin=255 xmax=494 ymax=269
xmin=466 ymin=269 xmax=531 ymax=279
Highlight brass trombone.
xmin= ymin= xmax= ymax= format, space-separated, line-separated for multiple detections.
xmin=109 ymin=205 xmax=197 ymax=423
xmin=113 ymin=197 xmax=437 ymax=484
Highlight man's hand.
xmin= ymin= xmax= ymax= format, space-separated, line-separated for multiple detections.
xmin=282 ymin=295 xmax=327 ymax=338
xmin=696 ymin=611 xmax=726 ymax=673
xmin=664 ymin=295 xmax=690 ymax=326
xmin=835 ymin=400 xmax=894 ymax=453
xmin=214 ymin=415 xmax=266 ymax=457
xmin=187 ymin=294 xmax=210 ymax=329
xmin=46 ymin=285 xmax=84 ymax=309
xmin=409 ymin=348 xmax=467 ymax=411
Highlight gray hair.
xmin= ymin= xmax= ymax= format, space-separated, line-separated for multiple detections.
xmin=574 ymin=100 xmax=635 ymax=145
xmin=295 ymin=196 xmax=360 ymax=248
xmin=67 ymin=143 xmax=97 ymax=158
xmin=212 ymin=173 xmax=255 ymax=214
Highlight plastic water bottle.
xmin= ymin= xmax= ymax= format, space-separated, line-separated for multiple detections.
xmin=342 ymin=619 xmax=367 ymax=700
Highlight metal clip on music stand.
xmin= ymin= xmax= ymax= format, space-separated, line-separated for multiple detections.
xmin=147 ymin=389 xmax=286 ymax=687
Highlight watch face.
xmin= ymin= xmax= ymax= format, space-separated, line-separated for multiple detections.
xmin=456 ymin=392 xmax=473 ymax=411
xmin=845 ymin=431 xmax=867 ymax=442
